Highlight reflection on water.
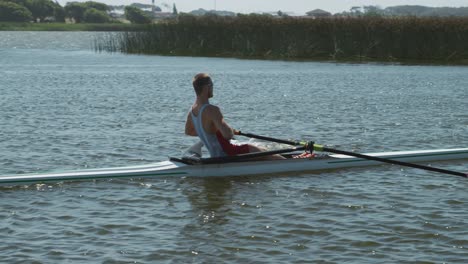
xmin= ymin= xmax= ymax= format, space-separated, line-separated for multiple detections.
xmin=185 ymin=178 xmax=233 ymax=225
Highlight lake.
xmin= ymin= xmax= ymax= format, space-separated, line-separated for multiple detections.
xmin=0 ymin=31 xmax=467 ymax=263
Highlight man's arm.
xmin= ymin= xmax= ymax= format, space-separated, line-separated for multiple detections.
xmin=185 ymin=112 xmax=197 ymax=136
xmin=210 ymin=106 xmax=234 ymax=139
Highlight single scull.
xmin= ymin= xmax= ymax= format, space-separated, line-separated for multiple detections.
xmin=0 ymin=148 xmax=466 ymax=186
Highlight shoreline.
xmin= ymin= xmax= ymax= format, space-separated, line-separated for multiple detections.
xmin=119 ymin=51 xmax=468 ymax=66
xmin=0 ymin=22 xmax=146 ymax=31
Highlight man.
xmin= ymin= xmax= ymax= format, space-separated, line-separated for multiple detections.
xmin=185 ymin=73 xmax=284 ymax=159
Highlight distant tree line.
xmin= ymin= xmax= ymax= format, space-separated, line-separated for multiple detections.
xmin=64 ymin=1 xmax=111 ymax=23
xmin=0 ymin=0 xmax=64 ymax=22
xmin=0 ymin=0 xmax=112 ymax=23
xmin=3 ymin=2 xmax=467 ymax=24
xmin=101 ymin=14 xmax=468 ymax=64
xmin=124 ymin=6 xmax=152 ymax=24
xmin=0 ymin=0 xmax=158 ymax=24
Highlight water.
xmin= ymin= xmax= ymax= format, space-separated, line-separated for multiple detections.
xmin=0 ymin=31 xmax=467 ymax=263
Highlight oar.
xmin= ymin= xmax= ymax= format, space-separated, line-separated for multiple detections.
xmin=235 ymin=131 xmax=307 ymax=146
xmin=235 ymin=130 xmax=467 ymax=178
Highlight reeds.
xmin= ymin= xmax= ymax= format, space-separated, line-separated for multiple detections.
xmin=100 ymin=15 xmax=468 ymax=64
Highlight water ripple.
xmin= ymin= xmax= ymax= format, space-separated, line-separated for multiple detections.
xmin=0 ymin=32 xmax=467 ymax=263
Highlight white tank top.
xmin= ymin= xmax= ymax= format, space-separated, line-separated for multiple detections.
xmin=191 ymin=104 xmax=226 ymax=157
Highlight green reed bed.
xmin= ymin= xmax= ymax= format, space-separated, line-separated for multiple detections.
xmin=97 ymin=15 xmax=468 ymax=64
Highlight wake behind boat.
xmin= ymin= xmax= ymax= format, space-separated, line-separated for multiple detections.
xmin=0 ymin=147 xmax=467 ymax=187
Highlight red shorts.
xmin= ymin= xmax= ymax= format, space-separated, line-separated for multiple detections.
xmin=216 ymin=131 xmax=250 ymax=156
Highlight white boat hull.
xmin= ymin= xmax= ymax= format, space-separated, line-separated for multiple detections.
xmin=0 ymin=148 xmax=466 ymax=186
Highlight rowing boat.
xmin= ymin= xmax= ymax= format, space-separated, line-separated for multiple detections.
xmin=0 ymin=148 xmax=466 ymax=186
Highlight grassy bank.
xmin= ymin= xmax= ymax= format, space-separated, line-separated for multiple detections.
xmin=0 ymin=22 xmax=147 ymax=31
xmin=97 ymin=15 xmax=468 ymax=64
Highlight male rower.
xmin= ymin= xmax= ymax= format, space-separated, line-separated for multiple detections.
xmin=185 ymin=73 xmax=284 ymax=159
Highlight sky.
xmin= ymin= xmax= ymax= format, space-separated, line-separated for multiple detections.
xmin=58 ymin=0 xmax=468 ymax=14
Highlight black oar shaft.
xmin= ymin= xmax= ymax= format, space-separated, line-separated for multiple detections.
xmin=236 ymin=131 xmax=467 ymax=178
xmin=322 ymin=147 xmax=467 ymax=178
xmin=236 ymin=131 xmax=301 ymax=145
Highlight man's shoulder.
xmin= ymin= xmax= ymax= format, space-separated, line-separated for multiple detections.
xmin=204 ymin=104 xmax=222 ymax=117
xmin=205 ymin=104 xmax=221 ymax=112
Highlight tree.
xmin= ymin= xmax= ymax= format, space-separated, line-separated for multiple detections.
xmin=53 ymin=2 xmax=65 ymax=22
xmin=172 ymin=3 xmax=177 ymax=15
xmin=4 ymin=0 xmax=28 ymax=6
xmin=25 ymin=0 xmax=55 ymax=22
xmin=0 ymin=1 xmax=33 ymax=22
xmin=83 ymin=1 xmax=108 ymax=12
xmin=350 ymin=6 xmax=362 ymax=16
xmin=363 ymin=5 xmax=383 ymax=17
xmin=83 ymin=7 xmax=109 ymax=23
xmin=65 ymin=2 xmax=86 ymax=23
xmin=124 ymin=6 xmax=151 ymax=24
